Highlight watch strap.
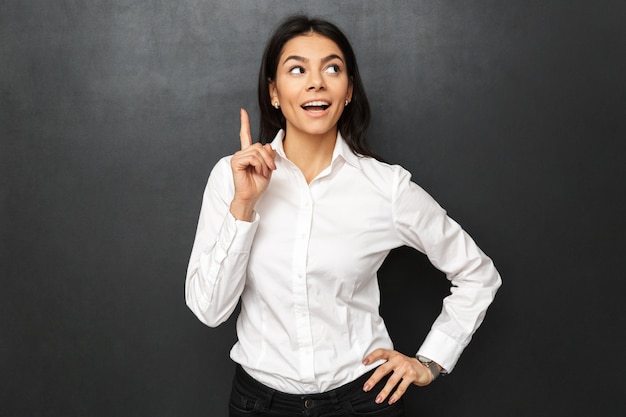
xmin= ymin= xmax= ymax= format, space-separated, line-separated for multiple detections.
xmin=416 ymin=355 xmax=441 ymax=381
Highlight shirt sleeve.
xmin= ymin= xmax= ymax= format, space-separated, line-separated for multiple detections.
xmin=185 ymin=157 xmax=259 ymax=327
xmin=391 ymin=167 xmax=502 ymax=373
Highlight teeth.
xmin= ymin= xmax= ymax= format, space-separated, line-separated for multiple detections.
xmin=302 ymin=101 xmax=330 ymax=108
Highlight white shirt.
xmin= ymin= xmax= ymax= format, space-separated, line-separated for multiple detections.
xmin=185 ymin=130 xmax=501 ymax=394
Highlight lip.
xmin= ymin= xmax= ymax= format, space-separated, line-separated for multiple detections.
xmin=300 ymin=99 xmax=332 ymax=117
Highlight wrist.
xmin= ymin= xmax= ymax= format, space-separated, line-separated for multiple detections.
xmin=416 ymin=355 xmax=442 ymax=382
xmin=229 ymin=199 xmax=256 ymax=222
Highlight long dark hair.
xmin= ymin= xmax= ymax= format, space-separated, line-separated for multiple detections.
xmin=258 ymin=15 xmax=377 ymax=158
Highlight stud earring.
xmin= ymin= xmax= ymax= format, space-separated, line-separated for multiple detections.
xmin=273 ymin=102 xmax=280 ymax=109
xmin=345 ymin=99 xmax=349 ymax=106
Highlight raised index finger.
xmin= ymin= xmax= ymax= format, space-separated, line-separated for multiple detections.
xmin=239 ymin=108 xmax=252 ymax=149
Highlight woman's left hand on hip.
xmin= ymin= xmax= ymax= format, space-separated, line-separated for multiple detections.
xmin=362 ymin=348 xmax=433 ymax=405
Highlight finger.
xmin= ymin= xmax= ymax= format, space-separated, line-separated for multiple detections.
xmin=387 ymin=378 xmax=412 ymax=405
xmin=261 ymin=144 xmax=277 ymax=170
xmin=362 ymin=349 xmax=393 ymax=392
xmin=234 ymin=152 xmax=271 ymax=177
xmin=362 ymin=361 xmax=392 ymax=392
xmin=235 ymin=144 xmax=275 ymax=173
xmin=362 ymin=348 xmax=387 ymax=365
xmin=239 ymin=108 xmax=252 ymax=150
xmin=374 ymin=372 xmax=403 ymax=404
xmin=247 ymin=151 xmax=273 ymax=178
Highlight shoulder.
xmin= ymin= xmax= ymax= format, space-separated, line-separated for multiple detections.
xmin=204 ymin=155 xmax=235 ymax=194
xmin=355 ymin=156 xmax=414 ymax=190
xmin=209 ymin=155 xmax=234 ymax=177
xmin=204 ymin=156 xmax=232 ymax=181
xmin=356 ymin=156 xmax=443 ymax=212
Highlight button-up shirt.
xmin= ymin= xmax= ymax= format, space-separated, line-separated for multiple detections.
xmin=185 ymin=130 xmax=501 ymax=394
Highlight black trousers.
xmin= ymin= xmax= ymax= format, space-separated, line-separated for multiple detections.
xmin=229 ymin=365 xmax=405 ymax=417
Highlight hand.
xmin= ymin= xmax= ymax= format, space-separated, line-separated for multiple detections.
xmin=229 ymin=108 xmax=276 ymax=221
xmin=362 ymin=349 xmax=434 ymax=405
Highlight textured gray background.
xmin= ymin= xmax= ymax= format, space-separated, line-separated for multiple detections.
xmin=2 ymin=1 xmax=625 ymax=416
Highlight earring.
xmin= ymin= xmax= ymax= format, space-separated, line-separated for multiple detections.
xmin=273 ymin=101 xmax=280 ymax=109
xmin=345 ymin=99 xmax=349 ymax=106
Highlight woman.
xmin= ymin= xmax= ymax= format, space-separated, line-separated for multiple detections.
xmin=186 ymin=15 xmax=501 ymax=417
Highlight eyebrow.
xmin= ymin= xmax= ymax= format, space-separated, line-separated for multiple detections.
xmin=282 ymin=54 xmax=345 ymax=65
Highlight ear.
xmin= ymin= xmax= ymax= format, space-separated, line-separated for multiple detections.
xmin=346 ymin=77 xmax=354 ymax=102
xmin=268 ymin=78 xmax=278 ymax=103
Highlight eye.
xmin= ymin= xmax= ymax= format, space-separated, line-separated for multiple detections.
xmin=324 ymin=64 xmax=341 ymax=74
xmin=289 ymin=66 xmax=305 ymax=75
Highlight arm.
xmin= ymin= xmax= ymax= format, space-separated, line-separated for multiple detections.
xmin=363 ymin=167 xmax=502 ymax=403
xmin=185 ymin=109 xmax=276 ymax=327
xmin=392 ymin=168 xmax=502 ymax=371
xmin=184 ymin=158 xmax=259 ymax=327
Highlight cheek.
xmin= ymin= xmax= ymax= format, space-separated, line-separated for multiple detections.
xmin=275 ymin=78 xmax=298 ymax=97
xmin=330 ymin=77 xmax=350 ymax=95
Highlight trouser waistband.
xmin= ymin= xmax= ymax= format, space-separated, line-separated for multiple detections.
xmin=230 ymin=365 xmax=405 ymax=416
xmin=235 ymin=364 xmax=376 ymax=404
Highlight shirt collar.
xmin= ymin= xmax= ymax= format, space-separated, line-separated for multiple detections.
xmin=270 ymin=130 xmax=362 ymax=170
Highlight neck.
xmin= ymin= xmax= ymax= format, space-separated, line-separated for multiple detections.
xmin=283 ymin=129 xmax=337 ymax=183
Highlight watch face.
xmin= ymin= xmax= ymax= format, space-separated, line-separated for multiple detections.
xmin=417 ymin=356 xmax=432 ymax=365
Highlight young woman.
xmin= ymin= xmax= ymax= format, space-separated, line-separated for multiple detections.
xmin=186 ymin=15 xmax=501 ymax=417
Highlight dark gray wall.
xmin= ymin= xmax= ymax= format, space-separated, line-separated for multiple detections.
xmin=2 ymin=1 xmax=625 ymax=416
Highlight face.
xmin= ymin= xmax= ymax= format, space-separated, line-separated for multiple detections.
xmin=269 ymin=33 xmax=353 ymax=140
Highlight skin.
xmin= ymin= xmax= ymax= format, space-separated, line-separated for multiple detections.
xmin=229 ymin=33 xmax=440 ymax=405
xmin=269 ymin=33 xmax=353 ymax=182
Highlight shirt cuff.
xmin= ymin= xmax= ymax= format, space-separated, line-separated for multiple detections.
xmin=417 ymin=328 xmax=465 ymax=374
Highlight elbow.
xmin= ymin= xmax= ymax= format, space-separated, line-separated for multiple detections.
xmin=184 ymin=267 xmax=243 ymax=328
xmin=200 ymin=314 xmax=228 ymax=329
xmin=184 ymin=279 xmax=228 ymax=328
xmin=491 ymin=263 xmax=503 ymax=294
xmin=480 ymin=259 xmax=502 ymax=300
xmin=185 ymin=278 xmax=237 ymax=328
xmin=200 ymin=305 xmax=231 ymax=328
xmin=185 ymin=295 xmax=228 ymax=328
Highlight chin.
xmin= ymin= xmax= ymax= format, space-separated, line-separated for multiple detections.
xmin=301 ymin=121 xmax=341 ymax=137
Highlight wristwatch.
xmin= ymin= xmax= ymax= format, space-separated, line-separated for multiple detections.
xmin=416 ymin=355 xmax=441 ymax=381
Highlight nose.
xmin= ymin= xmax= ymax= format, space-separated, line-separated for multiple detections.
xmin=307 ymin=71 xmax=325 ymax=91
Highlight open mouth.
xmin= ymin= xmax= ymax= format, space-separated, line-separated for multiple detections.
xmin=301 ymin=100 xmax=330 ymax=111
